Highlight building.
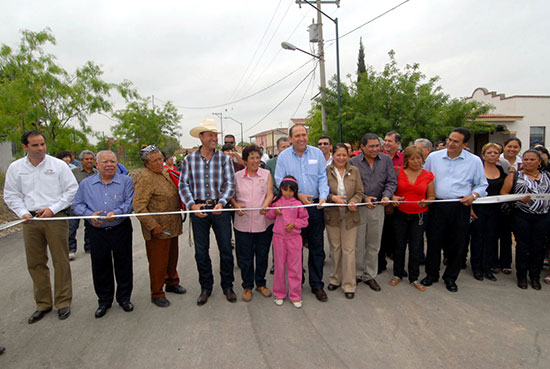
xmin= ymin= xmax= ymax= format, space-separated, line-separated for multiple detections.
xmin=466 ymin=87 xmax=550 ymax=153
xmin=249 ymin=128 xmax=289 ymax=157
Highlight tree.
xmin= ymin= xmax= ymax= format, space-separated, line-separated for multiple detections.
xmin=0 ymin=28 xmax=137 ymax=154
xmin=357 ymin=37 xmax=366 ymax=82
xmin=111 ymin=98 xmax=182 ymax=165
xmin=308 ymin=50 xmax=493 ymax=147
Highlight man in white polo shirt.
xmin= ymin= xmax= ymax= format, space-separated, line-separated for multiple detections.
xmin=4 ymin=130 xmax=78 ymax=323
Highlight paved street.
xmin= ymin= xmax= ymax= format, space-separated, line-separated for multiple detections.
xmin=0 ymin=218 xmax=549 ymax=369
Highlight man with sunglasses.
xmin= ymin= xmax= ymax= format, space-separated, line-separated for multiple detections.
xmin=317 ymin=135 xmax=333 ymax=167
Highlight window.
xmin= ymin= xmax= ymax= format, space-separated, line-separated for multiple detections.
xmin=530 ymin=126 xmax=545 ymax=147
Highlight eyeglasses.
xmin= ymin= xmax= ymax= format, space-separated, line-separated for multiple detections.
xmin=317 ymin=142 xmax=330 ymax=146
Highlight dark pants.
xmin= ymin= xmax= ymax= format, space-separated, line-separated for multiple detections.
xmin=235 ymin=225 xmax=273 ymax=290
xmin=379 ymin=211 xmax=396 ymax=271
xmin=87 ymin=218 xmax=133 ymax=306
xmin=512 ymin=210 xmax=550 ymax=280
xmin=496 ymin=213 xmax=513 ymax=269
xmin=426 ymin=202 xmax=470 ymax=282
xmin=190 ymin=212 xmax=234 ymax=291
xmin=68 ymin=210 xmax=91 ymax=253
xmin=392 ymin=209 xmax=427 ymax=283
xmin=301 ymin=206 xmax=325 ymax=289
xmin=470 ymin=204 xmax=500 ymax=273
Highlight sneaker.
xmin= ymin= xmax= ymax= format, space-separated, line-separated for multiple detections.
xmin=292 ymin=300 xmax=303 ymax=309
xmin=255 ymin=286 xmax=272 ymax=297
xmin=242 ymin=289 xmax=253 ymax=302
xmin=274 ymin=299 xmax=283 ymax=306
xmin=389 ymin=276 xmax=401 ymax=286
xmin=411 ymin=280 xmax=427 ymax=291
xmin=69 ymin=252 xmax=76 ymax=261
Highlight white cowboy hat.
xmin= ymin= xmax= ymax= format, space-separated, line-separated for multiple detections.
xmin=189 ymin=119 xmax=220 ymax=138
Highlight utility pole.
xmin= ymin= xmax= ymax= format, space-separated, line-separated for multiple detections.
xmin=316 ymin=0 xmax=328 ymax=132
xmin=212 ymin=112 xmax=224 ymax=141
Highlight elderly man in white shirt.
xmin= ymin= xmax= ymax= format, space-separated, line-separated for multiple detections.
xmin=4 ymin=130 xmax=78 ymax=324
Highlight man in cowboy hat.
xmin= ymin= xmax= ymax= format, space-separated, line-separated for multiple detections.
xmin=179 ymin=119 xmax=237 ymax=305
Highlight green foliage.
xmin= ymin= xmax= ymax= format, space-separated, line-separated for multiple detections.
xmin=0 ymin=28 xmax=137 ymax=155
xmin=111 ymin=98 xmax=182 ymax=165
xmin=309 ymin=50 xmax=493 ymax=147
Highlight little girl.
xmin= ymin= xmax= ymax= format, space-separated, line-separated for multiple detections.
xmin=266 ymin=176 xmax=309 ymax=308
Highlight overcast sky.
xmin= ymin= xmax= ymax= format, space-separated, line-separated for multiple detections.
xmin=1 ymin=0 xmax=549 ymax=147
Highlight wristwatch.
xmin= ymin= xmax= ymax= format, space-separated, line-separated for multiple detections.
xmin=472 ymin=193 xmax=479 ymax=200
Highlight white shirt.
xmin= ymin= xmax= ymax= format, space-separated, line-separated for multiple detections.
xmin=261 ymin=153 xmax=270 ymax=163
xmin=499 ymin=153 xmax=522 ymax=174
xmin=4 ymin=154 xmax=78 ymax=218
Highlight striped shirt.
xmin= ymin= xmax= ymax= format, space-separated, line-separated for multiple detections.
xmin=514 ymin=171 xmax=550 ymax=214
xmin=178 ymin=147 xmax=236 ymax=208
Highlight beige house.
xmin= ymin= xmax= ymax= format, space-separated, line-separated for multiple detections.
xmin=466 ymin=87 xmax=550 ymax=153
xmin=249 ymin=128 xmax=289 ymax=157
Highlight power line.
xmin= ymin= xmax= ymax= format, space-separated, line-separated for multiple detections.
xmin=291 ymin=63 xmax=317 ymax=118
xmin=155 ymin=59 xmax=314 ymax=110
xmin=228 ymin=0 xmax=284 ymax=102
xmin=245 ymin=65 xmax=318 ymax=134
xmin=327 ymin=0 xmax=410 ymax=41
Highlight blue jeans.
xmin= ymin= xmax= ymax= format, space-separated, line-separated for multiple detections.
xmin=235 ymin=225 xmax=273 ymax=290
xmin=68 ymin=211 xmax=91 ymax=253
xmin=191 ymin=212 xmax=235 ymax=291
xmin=301 ymin=206 xmax=325 ymax=289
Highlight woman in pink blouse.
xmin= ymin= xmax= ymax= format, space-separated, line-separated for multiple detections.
xmin=231 ymin=145 xmax=274 ymax=302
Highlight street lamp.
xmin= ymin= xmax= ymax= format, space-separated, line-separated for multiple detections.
xmin=284 ymin=0 xmax=342 ymax=142
xmin=224 ymin=116 xmax=244 ymax=148
xmin=281 ymin=42 xmax=321 ymax=60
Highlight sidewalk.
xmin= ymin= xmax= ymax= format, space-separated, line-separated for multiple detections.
xmin=0 ymin=218 xmax=549 ymax=369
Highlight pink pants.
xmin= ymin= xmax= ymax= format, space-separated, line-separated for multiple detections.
xmin=272 ymin=234 xmax=302 ymax=302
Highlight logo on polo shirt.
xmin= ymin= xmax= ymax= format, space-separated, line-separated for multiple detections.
xmin=44 ymin=169 xmax=55 ymax=175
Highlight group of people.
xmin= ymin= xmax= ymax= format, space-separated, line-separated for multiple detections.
xmin=4 ymin=121 xmax=550 ymax=329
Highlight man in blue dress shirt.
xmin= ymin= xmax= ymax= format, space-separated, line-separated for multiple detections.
xmin=73 ymin=150 xmax=135 ymax=318
xmin=420 ymin=127 xmax=488 ymax=292
xmin=275 ymin=124 xmax=330 ymax=302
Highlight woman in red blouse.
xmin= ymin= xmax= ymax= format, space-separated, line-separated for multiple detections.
xmin=390 ymin=146 xmax=436 ymax=291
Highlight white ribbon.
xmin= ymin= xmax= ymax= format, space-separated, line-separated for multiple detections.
xmin=2 ymin=193 xmax=549 ymax=231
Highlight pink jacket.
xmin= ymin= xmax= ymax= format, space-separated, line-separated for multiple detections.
xmin=266 ymin=197 xmax=309 ymax=238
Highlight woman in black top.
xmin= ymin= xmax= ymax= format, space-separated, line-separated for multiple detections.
xmin=470 ymin=143 xmax=506 ymax=281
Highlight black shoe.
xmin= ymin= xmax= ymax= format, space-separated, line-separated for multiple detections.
xmin=151 ymin=297 xmax=171 ymax=308
xmin=58 ymin=307 xmax=71 ymax=320
xmin=223 ymin=288 xmax=237 ymax=303
xmin=444 ymin=279 xmax=458 ymax=292
xmin=0 ymin=346 xmax=5 ymax=355
xmin=484 ymin=272 xmax=497 ymax=281
xmin=270 ymin=266 xmax=275 ymax=275
xmin=365 ymin=279 xmax=381 ymax=291
xmin=356 ymin=277 xmax=363 ymax=283
xmin=420 ymin=276 xmax=438 ymax=287
xmin=473 ymin=271 xmax=484 ymax=281
xmin=120 ymin=302 xmax=134 ymax=312
xmin=28 ymin=308 xmax=52 ymax=324
xmin=165 ymin=284 xmax=187 ymax=294
xmin=312 ymin=287 xmax=328 ymax=302
xmin=531 ymin=279 xmax=542 ymax=290
xmin=327 ymin=283 xmax=339 ymax=291
xmin=344 ymin=292 xmax=355 ymax=299
xmin=95 ymin=305 xmax=111 ymax=318
xmin=517 ymin=278 xmax=528 ymax=289
xmin=197 ymin=290 xmax=212 ymax=306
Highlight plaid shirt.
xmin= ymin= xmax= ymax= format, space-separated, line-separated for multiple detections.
xmin=178 ymin=147 xmax=236 ymax=208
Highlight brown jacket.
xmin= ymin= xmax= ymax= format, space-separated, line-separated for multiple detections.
xmin=324 ymin=163 xmax=364 ymax=229
xmin=133 ymin=168 xmax=182 ymax=241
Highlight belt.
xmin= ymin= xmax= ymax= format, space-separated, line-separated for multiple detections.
xmin=91 ymin=218 xmax=128 ymax=232
xmin=29 ymin=209 xmax=67 ymax=217
xmin=195 ymin=199 xmax=219 ymax=206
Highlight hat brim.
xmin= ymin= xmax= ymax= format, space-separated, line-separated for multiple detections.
xmin=189 ymin=127 xmax=221 ymax=138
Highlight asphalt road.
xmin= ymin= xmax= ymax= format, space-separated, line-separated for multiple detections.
xmin=0 ymin=218 xmax=549 ymax=369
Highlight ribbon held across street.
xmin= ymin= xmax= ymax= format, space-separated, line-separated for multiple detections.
xmin=1 ymin=193 xmax=548 ymax=232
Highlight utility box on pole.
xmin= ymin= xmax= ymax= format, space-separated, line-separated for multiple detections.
xmin=308 ymin=22 xmax=320 ymax=43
